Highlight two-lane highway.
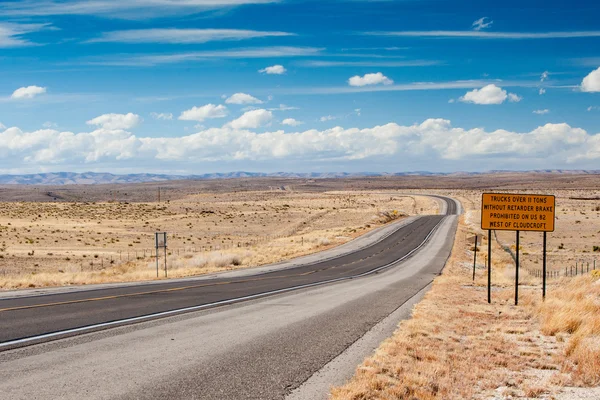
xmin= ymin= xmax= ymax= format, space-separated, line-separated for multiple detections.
xmin=0 ymin=195 xmax=459 ymax=400
xmin=1 ymin=198 xmax=455 ymax=346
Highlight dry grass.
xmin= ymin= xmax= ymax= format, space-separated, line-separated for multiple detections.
xmin=0 ymin=191 xmax=438 ymax=289
xmin=331 ymin=189 xmax=600 ymax=399
xmin=530 ymin=276 xmax=600 ymax=386
xmin=331 ymin=214 xmax=563 ymax=400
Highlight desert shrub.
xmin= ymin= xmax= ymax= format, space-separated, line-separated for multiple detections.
xmin=316 ymin=237 xmax=330 ymax=247
xmin=377 ymin=210 xmax=406 ymax=223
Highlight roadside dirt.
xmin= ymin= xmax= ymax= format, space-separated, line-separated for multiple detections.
xmin=331 ymin=188 xmax=600 ymax=399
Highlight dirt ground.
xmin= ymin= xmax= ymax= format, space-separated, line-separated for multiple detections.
xmin=1 ymin=173 xmax=598 ymax=398
xmin=0 ymin=190 xmax=438 ymax=289
xmin=331 ymin=187 xmax=600 ymax=400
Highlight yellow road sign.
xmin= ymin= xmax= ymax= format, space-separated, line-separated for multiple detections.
xmin=481 ymin=193 xmax=555 ymax=232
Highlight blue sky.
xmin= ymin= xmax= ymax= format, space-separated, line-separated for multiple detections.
xmin=1 ymin=0 xmax=599 ymax=174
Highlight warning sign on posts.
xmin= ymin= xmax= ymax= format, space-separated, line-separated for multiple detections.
xmin=481 ymin=193 xmax=555 ymax=232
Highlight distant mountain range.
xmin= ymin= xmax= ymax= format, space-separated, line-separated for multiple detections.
xmin=0 ymin=170 xmax=599 ymax=185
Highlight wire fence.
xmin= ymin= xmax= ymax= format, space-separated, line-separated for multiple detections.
xmin=0 ymin=231 xmax=310 ymax=276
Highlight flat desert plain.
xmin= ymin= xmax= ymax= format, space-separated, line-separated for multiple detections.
xmin=332 ymin=181 xmax=600 ymax=399
xmin=0 ymin=184 xmax=438 ymax=289
xmin=1 ymin=172 xmax=599 ymax=398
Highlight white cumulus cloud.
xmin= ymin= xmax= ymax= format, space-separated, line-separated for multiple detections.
xmin=86 ymin=113 xmax=142 ymax=130
xmin=11 ymin=85 xmax=47 ymax=99
xmin=179 ymin=104 xmax=228 ymax=122
xmin=225 ymin=93 xmax=263 ymax=105
xmin=459 ymin=84 xmax=521 ymax=105
xmin=282 ymin=118 xmax=303 ymax=126
xmin=581 ymin=67 xmax=600 ymax=92
xmin=227 ymin=109 xmax=273 ymax=129
xmin=259 ymin=65 xmax=286 ymax=74
xmin=348 ymin=72 xmax=393 ymax=87
xmin=2 ymin=120 xmax=600 ymax=171
xmin=533 ymin=109 xmax=550 ymax=115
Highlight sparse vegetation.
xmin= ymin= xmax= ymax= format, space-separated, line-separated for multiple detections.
xmin=331 ymin=188 xmax=600 ymax=399
xmin=0 ymin=189 xmax=438 ymax=289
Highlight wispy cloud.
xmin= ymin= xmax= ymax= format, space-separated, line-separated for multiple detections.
xmin=0 ymin=22 xmax=51 ymax=48
xmin=268 ymin=104 xmax=299 ymax=111
xmin=319 ymin=115 xmax=336 ymax=122
xmin=572 ymin=57 xmax=600 ymax=67
xmin=0 ymin=92 xmax=102 ymax=104
xmin=472 ymin=17 xmax=493 ymax=31
xmin=0 ymin=0 xmax=280 ymax=19
xmin=87 ymin=29 xmax=294 ymax=44
xmin=299 ymin=60 xmax=442 ymax=67
xmin=533 ymin=109 xmax=550 ymax=115
xmin=83 ymin=47 xmax=323 ymax=66
xmin=150 ymin=112 xmax=173 ymax=120
xmin=279 ymin=80 xmax=538 ymax=95
xmin=365 ymin=30 xmax=600 ymax=39
xmin=339 ymin=47 xmax=409 ymax=51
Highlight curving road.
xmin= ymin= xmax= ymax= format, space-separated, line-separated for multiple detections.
xmin=0 ymin=195 xmax=459 ymax=400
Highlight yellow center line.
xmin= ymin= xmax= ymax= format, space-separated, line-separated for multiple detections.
xmin=0 ymin=273 xmax=303 ymax=313
xmin=0 ymin=233 xmax=412 ymax=313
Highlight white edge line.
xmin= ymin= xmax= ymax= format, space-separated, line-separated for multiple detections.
xmin=0 ymin=210 xmax=451 ymax=350
xmin=0 ymin=216 xmax=417 ymax=302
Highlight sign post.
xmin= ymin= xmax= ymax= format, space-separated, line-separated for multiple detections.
xmin=487 ymin=230 xmax=491 ymax=304
xmin=515 ymin=230 xmax=520 ymax=305
xmin=542 ymin=232 xmax=547 ymax=298
xmin=155 ymin=232 xmax=167 ymax=278
xmin=467 ymin=235 xmax=483 ymax=281
xmin=472 ymin=235 xmax=478 ymax=281
xmin=481 ymin=193 xmax=555 ymax=304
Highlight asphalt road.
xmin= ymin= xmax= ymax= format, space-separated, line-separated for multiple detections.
xmin=0 ymin=197 xmax=456 ymax=346
xmin=0 ymin=196 xmax=458 ymax=400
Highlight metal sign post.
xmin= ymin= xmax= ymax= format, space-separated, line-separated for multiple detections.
xmin=481 ymin=193 xmax=556 ymax=304
xmin=542 ymin=232 xmax=547 ymax=298
xmin=487 ymin=230 xmax=492 ymax=304
xmin=515 ymin=230 xmax=520 ymax=305
xmin=473 ymin=235 xmax=478 ymax=281
xmin=155 ymin=232 xmax=167 ymax=278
